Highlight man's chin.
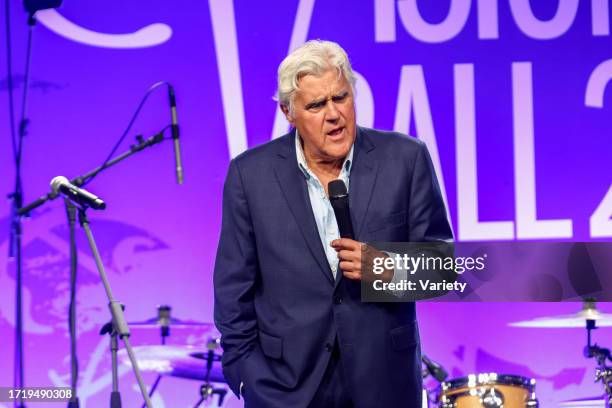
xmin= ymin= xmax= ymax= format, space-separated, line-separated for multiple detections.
xmin=324 ymin=145 xmax=352 ymax=161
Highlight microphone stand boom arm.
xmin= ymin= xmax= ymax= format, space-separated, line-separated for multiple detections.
xmin=18 ymin=130 xmax=167 ymax=216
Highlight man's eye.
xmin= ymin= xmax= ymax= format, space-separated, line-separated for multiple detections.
xmin=332 ymin=94 xmax=348 ymax=103
xmin=308 ymin=102 xmax=324 ymax=110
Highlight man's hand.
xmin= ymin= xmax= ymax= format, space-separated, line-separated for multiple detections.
xmin=331 ymin=238 xmax=394 ymax=282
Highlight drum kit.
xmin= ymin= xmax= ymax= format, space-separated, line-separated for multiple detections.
xmin=122 ymin=302 xmax=612 ymax=407
xmin=431 ymin=300 xmax=612 ymax=408
xmin=119 ymin=305 xmax=228 ymax=407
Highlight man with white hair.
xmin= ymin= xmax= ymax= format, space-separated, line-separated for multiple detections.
xmin=214 ymin=40 xmax=452 ymax=407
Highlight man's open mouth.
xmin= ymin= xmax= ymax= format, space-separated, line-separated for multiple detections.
xmin=327 ymin=127 xmax=344 ymax=136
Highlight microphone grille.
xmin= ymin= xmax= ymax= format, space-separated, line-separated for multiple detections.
xmin=328 ymin=179 xmax=348 ymax=198
xmin=50 ymin=176 xmax=68 ymax=193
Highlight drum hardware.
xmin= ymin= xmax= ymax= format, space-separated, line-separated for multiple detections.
xmin=595 ymin=367 xmax=612 ymax=404
xmin=128 ymin=306 xmax=217 ymax=332
xmin=141 ymin=305 xmax=171 ymax=408
xmin=510 ymin=299 xmax=612 ymax=407
xmin=195 ymin=382 xmax=227 ymax=407
xmin=119 ymin=344 xmax=226 ymax=381
xmin=481 ymin=386 xmax=503 ymax=408
xmin=194 ymin=338 xmax=227 ymax=407
xmin=583 ymin=300 xmax=612 ymax=407
xmin=119 ymin=342 xmax=228 ymax=406
xmin=129 ymin=305 xmax=220 ymax=407
xmin=121 ymin=304 xmax=226 ymax=405
xmin=595 ymin=368 xmax=612 ymax=387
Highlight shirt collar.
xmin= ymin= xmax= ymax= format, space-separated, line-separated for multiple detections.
xmin=295 ymin=129 xmax=354 ymax=181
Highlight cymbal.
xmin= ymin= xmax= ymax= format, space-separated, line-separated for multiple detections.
xmin=119 ymin=345 xmax=225 ymax=383
xmin=190 ymin=351 xmax=223 ymax=362
xmin=559 ymin=396 xmax=606 ymax=407
xmin=128 ymin=316 xmax=216 ymax=329
xmin=128 ymin=305 xmax=217 ymax=330
xmin=509 ymin=302 xmax=612 ymax=328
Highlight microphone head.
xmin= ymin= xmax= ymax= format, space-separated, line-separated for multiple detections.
xmin=168 ymin=84 xmax=176 ymax=106
xmin=328 ymin=179 xmax=348 ymax=199
xmin=50 ymin=176 xmax=68 ymax=193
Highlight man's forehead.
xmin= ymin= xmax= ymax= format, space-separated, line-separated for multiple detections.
xmin=296 ymin=71 xmax=350 ymax=100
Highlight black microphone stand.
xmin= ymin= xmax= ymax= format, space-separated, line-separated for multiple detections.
xmin=65 ymin=200 xmax=79 ymax=408
xmin=99 ymin=321 xmax=121 ymax=408
xmin=6 ymin=8 xmax=40 ymax=408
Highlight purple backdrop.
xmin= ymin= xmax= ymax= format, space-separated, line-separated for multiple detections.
xmin=1 ymin=1 xmax=611 ymax=406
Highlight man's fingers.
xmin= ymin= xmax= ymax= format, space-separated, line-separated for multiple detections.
xmin=337 ymin=249 xmax=359 ymax=262
xmin=343 ymin=271 xmax=361 ymax=280
xmin=339 ymin=260 xmax=362 ymax=272
xmin=331 ymin=238 xmax=360 ymax=250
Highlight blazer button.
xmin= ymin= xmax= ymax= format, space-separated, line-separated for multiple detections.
xmin=325 ymin=343 xmax=333 ymax=352
xmin=333 ymin=296 xmax=342 ymax=305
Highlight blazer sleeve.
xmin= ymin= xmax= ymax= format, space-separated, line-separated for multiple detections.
xmin=214 ymin=159 xmax=259 ymax=397
xmin=408 ymin=141 xmax=453 ymax=243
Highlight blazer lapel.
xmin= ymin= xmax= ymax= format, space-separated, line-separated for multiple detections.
xmin=335 ymin=128 xmax=379 ymax=288
xmin=274 ymin=132 xmax=335 ymax=285
xmin=348 ymin=128 xmax=379 ymax=241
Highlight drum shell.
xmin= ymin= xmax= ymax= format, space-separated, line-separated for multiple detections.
xmin=438 ymin=373 xmax=538 ymax=408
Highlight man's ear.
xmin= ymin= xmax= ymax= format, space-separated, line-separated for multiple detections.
xmin=280 ymin=104 xmax=295 ymax=126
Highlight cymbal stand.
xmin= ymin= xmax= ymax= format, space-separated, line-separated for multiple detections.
xmin=140 ymin=305 xmax=172 ymax=408
xmin=585 ymin=318 xmax=612 ymax=407
xmin=193 ymin=338 xmax=227 ymax=407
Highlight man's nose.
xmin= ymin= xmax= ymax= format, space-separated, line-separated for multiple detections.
xmin=325 ymin=101 xmax=340 ymax=121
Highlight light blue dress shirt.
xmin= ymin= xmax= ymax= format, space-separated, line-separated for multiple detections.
xmin=295 ymin=131 xmax=353 ymax=279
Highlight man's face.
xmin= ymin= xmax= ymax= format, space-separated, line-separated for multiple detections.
xmin=283 ymin=69 xmax=356 ymax=162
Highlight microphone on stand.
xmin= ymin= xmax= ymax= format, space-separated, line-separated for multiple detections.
xmin=422 ymin=354 xmax=448 ymax=382
xmin=50 ymin=176 xmax=106 ymax=210
xmin=168 ymin=85 xmax=184 ymax=185
xmin=328 ymin=179 xmax=354 ymax=239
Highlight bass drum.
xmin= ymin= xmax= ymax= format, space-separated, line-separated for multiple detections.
xmin=438 ymin=373 xmax=538 ymax=407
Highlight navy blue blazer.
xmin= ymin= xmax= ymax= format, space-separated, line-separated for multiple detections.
xmin=214 ymin=127 xmax=453 ymax=407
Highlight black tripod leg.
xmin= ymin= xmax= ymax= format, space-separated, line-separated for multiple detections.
xmin=141 ymin=375 xmax=163 ymax=408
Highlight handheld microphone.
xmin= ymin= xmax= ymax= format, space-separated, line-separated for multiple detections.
xmin=50 ymin=176 xmax=106 ymax=210
xmin=168 ymin=85 xmax=184 ymax=184
xmin=328 ymin=179 xmax=354 ymax=239
xmin=421 ymin=354 xmax=448 ymax=382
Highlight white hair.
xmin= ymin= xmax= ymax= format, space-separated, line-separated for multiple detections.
xmin=276 ymin=39 xmax=356 ymax=114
